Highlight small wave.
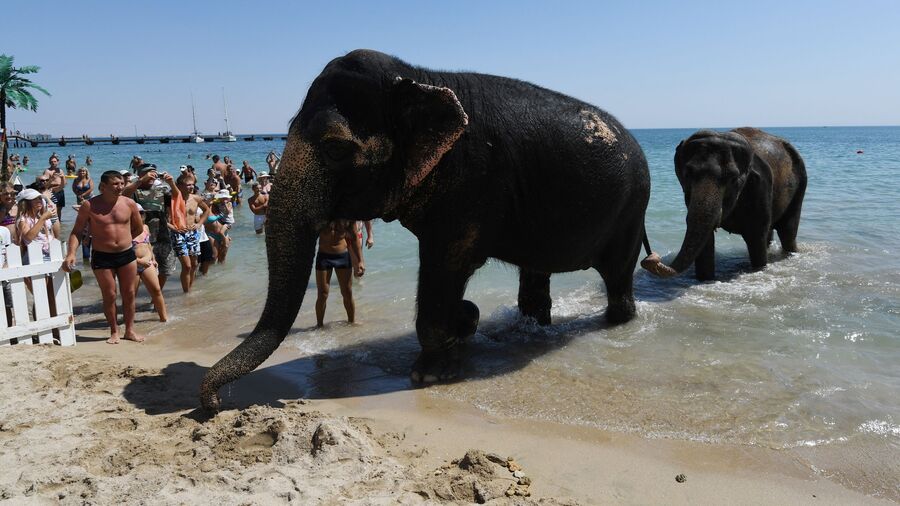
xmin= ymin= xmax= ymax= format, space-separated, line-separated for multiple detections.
xmin=858 ymin=419 xmax=900 ymax=437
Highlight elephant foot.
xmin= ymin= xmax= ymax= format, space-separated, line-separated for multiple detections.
xmin=519 ymin=304 xmax=551 ymax=326
xmin=410 ymin=348 xmax=462 ymax=384
xmin=606 ymin=297 xmax=636 ymax=325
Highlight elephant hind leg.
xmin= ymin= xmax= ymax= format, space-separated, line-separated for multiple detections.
xmin=595 ymin=218 xmax=643 ymax=325
xmin=774 ymin=192 xmax=805 ymax=254
xmin=518 ymin=269 xmax=551 ymax=325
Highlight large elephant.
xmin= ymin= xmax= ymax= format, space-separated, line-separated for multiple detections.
xmin=200 ymin=49 xmax=653 ymax=411
xmin=644 ymin=128 xmax=806 ymax=281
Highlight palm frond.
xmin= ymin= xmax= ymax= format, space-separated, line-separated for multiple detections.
xmin=14 ymin=65 xmax=40 ymax=75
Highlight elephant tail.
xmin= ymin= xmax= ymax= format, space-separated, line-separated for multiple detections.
xmin=642 ymin=226 xmax=652 ymax=256
xmin=639 ymin=224 xmax=677 ymax=277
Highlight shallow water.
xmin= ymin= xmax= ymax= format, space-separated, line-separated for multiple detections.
xmin=30 ymin=127 xmax=898 ymax=490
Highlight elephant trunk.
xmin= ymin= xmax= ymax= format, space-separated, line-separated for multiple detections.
xmin=200 ymin=140 xmax=328 ymax=412
xmin=657 ymin=179 xmax=723 ymax=276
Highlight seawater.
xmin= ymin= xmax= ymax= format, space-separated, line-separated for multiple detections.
xmin=26 ymin=127 xmax=898 ymax=476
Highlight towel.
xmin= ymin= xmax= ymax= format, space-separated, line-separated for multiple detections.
xmin=169 ymin=188 xmax=188 ymax=230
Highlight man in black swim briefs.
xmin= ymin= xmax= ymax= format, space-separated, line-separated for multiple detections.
xmin=314 ymin=220 xmax=365 ymax=327
xmin=65 ymin=170 xmax=145 ymax=344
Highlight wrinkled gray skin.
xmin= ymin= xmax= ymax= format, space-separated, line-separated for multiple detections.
xmin=647 ymin=127 xmax=807 ymax=281
xmin=200 ymin=49 xmax=652 ymax=411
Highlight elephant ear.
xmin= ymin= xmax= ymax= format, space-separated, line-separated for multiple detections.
xmin=391 ymin=77 xmax=469 ymax=189
xmin=673 ymin=139 xmax=686 ymax=170
xmin=727 ymin=134 xmax=753 ymax=176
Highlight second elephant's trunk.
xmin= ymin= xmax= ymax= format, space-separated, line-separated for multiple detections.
xmin=660 ymin=180 xmax=723 ymax=276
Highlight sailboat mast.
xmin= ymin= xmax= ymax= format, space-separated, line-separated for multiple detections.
xmin=191 ymin=92 xmax=199 ymax=135
xmin=222 ymin=88 xmax=231 ymax=134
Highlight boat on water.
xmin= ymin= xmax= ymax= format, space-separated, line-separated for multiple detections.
xmin=220 ymin=88 xmax=237 ymax=142
xmin=190 ymin=92 xmax=205 ymax=143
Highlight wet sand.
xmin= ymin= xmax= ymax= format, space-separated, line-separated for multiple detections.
xmin=0 ymin=310 xmax=885 ymax=505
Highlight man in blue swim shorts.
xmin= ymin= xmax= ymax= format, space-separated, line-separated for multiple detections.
xmin=170 ymin=173 xmax=210 ymax=293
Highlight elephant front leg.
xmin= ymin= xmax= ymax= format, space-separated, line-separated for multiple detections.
xmin=694 ymin=232 xmax=716 ymax=281
xmin=743 ymin=228 xmax=770 ymax=271
xmin=518 ymin=269 xmax=551 ymax=325
xmin=411 ymin=249 xmax=482 ymax=384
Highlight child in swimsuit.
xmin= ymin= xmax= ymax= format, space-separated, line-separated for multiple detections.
xmin=133 ymin=209 xmax=168 ymax=322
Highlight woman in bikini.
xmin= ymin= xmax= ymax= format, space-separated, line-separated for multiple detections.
xmin=72 ymin=168 xmax=94 ymax=204
xmin=133 ymin=206 xmax=168 ymax=322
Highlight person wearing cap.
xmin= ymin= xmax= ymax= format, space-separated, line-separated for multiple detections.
xmin=206 ymin=189 xmax=234 ymax=263
xmin=248 ymin=182 xmax=268 ymax=234
xmin=118 ymin=170 xmax=134 ymax=186
xmin=65 ymin=170 xmax=145 ymax=344
xmin=257 ymin=171 xmax=272 ymax=194
xmin=130 ymin=156 xmax=143 ymax=174
xmin=15 ymin=188 xmax=56 ymax=263
xmin=14 ymin=187 xmax=62 ymax=329
xmin=123 ymin=164 xmax=178 ymax=289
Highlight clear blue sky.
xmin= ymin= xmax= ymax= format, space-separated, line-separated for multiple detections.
xmin=5 ymin=0 xmax=899 ymax=136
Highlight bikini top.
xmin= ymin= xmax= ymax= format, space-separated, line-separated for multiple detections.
xmin=0 ymin=214 xmax=14 ymax=226
xmin=132 ymin=230 xmax=151 ymax=247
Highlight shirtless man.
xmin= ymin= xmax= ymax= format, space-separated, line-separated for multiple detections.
xmin=247 ymin=183 xmax=268 ymax=234
xmin=223 ymin=162 xmax=242 ymax=205
xmin=239 ymin=160 xmax=257 ymax=183
xmin=171 ymin=173 xmax=210 ymax=292
xmin=210 ymin=154 xmax=227 ymax=177
xmin=266 ymin=151 xmax=280 ymax=174
xmin=64 ymin=170 xmax=144 ymax=344
xmin=43 ymin=155 xmax=67 ymax=222
xmin=314 ymin=220 xmax=365 ymax=327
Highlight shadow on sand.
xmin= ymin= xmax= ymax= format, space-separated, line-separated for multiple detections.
xmin=120 ymin=247 xmax=790 ymax=416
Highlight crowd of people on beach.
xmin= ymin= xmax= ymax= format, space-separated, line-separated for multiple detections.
xmin=2 ymin=150 xmax=374 ymax=343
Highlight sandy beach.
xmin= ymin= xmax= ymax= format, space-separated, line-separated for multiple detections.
xmin=1 ymin=314 xmax=894 ymax=505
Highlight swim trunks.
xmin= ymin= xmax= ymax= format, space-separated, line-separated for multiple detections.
xmin=91 ymin=248 xmax=136 ymax=270
xmin=52 ymin=189 xmax=66 ymax=207
xmin=254 ymin=214 xmax=267 ymax=232
xmin=315 ymin=251 xmax=351 ymax=271
xmin=199 ymin=240 xmax=214 ymax=263
xmin=172 ymin=229 xmax=201 ymax=257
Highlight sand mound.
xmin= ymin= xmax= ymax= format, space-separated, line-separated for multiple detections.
xmin=0 ymin=347 xmax=577 ymax=504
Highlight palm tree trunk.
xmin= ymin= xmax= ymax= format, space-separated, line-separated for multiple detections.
xmin=0 ymin=90 xmax=8 ymax=182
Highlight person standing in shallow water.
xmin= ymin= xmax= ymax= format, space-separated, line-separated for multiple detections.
xmin=315 ymin=220 xmax=364 ymax=327
xmin=64 ymin=171 xmax=145 ymax=344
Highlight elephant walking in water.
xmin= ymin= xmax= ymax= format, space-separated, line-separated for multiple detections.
xmin=200 ymin=49 xmax=655 ymax=411
xmin=643 ymin=128 xmax=807 ymax=280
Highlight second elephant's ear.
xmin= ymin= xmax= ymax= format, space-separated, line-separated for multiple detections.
xmin=391 ymin=77 xmax=469 ymax=189
xmin=673 ymin=140 xmax=686 ymax=171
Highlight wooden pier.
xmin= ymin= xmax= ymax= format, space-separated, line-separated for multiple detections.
xmin=7 ymin=134 xmax=286 ymax=148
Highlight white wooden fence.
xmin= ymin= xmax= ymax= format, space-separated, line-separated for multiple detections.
xmin=1 ymin=239 xmax=76 ymax=346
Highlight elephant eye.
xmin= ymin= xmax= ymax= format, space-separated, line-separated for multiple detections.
xmin=321 ymin=139 xmax=355 ymax=162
